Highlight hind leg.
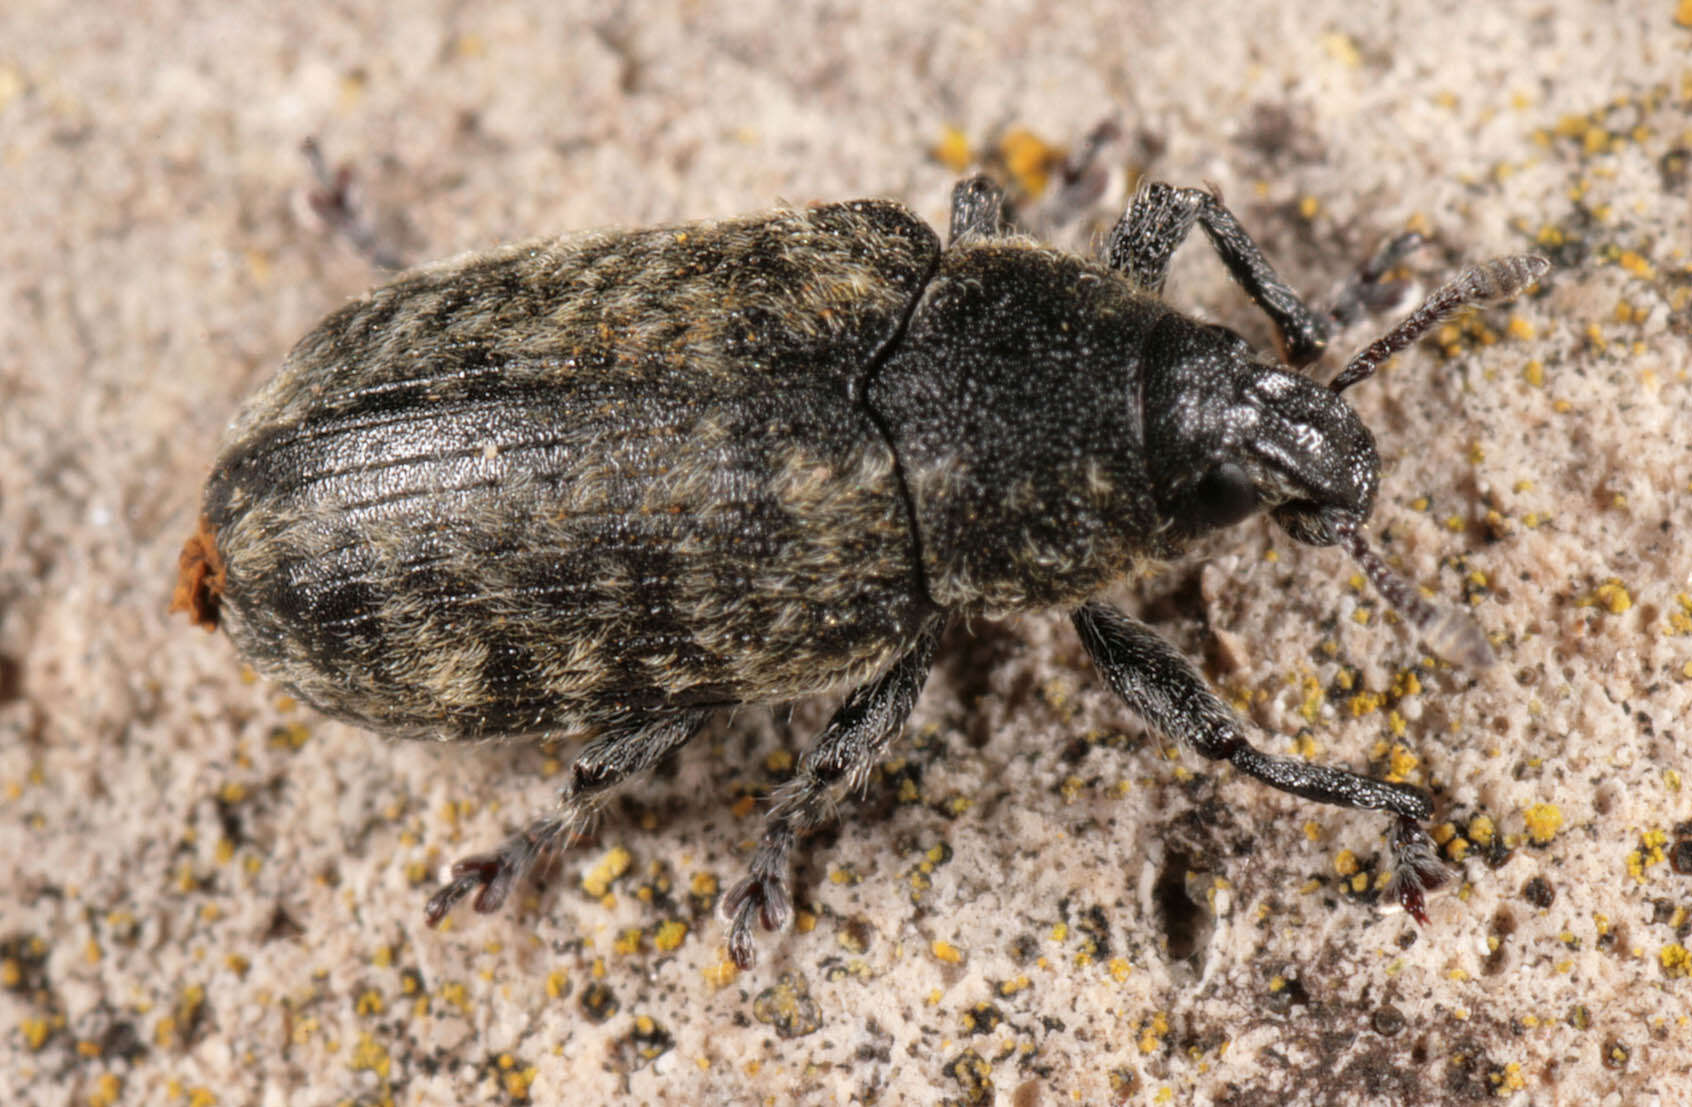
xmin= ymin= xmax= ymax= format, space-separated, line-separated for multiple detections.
xmin=721 ymin=618 xmax=944 ymax=968
xmin=425 ymin=708 xmax=712 ymax=924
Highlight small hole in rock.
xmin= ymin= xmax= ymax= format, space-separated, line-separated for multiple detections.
xmin=1153 ymin=850 xmax=1212 ymax=962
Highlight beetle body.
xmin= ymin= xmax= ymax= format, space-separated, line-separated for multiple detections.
xmin=203 ymin=202 xmax=938 ymax=738
xmin=178 ymin=176 xmax=1544 ymax=967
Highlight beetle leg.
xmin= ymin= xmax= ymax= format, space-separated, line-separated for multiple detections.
xmin=1104 ymin=179 xmax=1201 ymax=294
xmin=300 ymin=136 xmax=409 ymax=271
xmin=722 ymin=618 xmax=944 ymax=969
xmin=1325 ymin=231 xmax=1428 ymax=329
xmin=1104 ymin=181 xmax=1329 ymax=368
xmin=1071 ymin=602 xmax=1451 ymax=922
xmin=424 ymin=708 xmax=711 ymax=926
xmin=948 ymin=175 xmax=1007 ymax=243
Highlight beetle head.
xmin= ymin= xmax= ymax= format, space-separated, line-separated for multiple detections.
xmin=1141 ymin=316 xmax=1379 ymax=547
xmin=1139 ymin=307 xmax=1503 ymax=672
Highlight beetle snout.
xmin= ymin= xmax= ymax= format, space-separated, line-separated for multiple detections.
xmin=1267 ymin=449 xmax=1378 ymax=546
xmin=1245 ymin=373 xmax=1380 ymax=546
xmin=1272 ymin=502 xmax=1357 ymax=547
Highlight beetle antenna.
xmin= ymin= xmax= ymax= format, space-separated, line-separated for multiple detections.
xmin=1333 ymin=517 xmax=1495 ymax=669
xmin=1329 ymin=255 xmax=1550 ymax=394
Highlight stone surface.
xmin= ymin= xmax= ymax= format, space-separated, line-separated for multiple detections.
xmin=3 ymin=3 xmax=1689 ymax=1104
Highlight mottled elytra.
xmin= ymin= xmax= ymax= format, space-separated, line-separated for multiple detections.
xmin=175 ymin=175 xmax=1547 ymax=968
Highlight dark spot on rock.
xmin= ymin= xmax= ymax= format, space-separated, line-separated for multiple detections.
xmin=963 ymin=1001 xmax=1003 ymax=1036
xmin=1370 ymin=1004 xmax=1405 ymax=1037
xmin=944 ymin=1049 xmax=993 ymax=1106
xmin=99 ymin=1018 xmax=148 ymax=1063
xmin=580 ymin=981 xmax=619 ymax=1023
xmin=615 ymin=1015 xmax=674 ymax=1071
xmin=752 ymin=972 xmax=823 ymax=1039
xmin=1266 ymin=974 xmax=1310 ymax=1011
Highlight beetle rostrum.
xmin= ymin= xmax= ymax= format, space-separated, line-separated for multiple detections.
xmin=175 ymin=175 xmax=1547 ymax=968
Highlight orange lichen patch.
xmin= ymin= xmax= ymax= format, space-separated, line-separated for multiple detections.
xmin=997 ymin=127 xmax=1065 ymax=198
xmin=932 ymin=125 xmax=973 ymax=173
xmin=170 ymin=515 xmax=225 ymax=631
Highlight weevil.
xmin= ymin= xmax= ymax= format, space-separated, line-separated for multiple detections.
xmin=174 ymin=174 xmax=1547 ymax=968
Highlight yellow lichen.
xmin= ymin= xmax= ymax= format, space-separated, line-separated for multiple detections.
xmin=580 ymin=845 xmax=632 ymax=898
xmin=1524 ymin=804 xmax=1564 ymax=844
xmin=654 ymin=920 xmax=688 ymax=952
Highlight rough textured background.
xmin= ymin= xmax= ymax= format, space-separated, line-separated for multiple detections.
xmin=4 ymin=2 xmax=1690 ymax=1104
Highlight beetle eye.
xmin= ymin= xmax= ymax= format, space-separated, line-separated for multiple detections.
xmin=1186 ymin=463 xmax=1259 ymax=529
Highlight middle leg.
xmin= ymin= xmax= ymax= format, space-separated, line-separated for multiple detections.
xmin=722 ymin=616 xmax=945 ymax=968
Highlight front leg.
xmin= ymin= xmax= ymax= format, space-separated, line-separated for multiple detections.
xmin=1103 ymin=181 xmax=1329 ymax=368
xmin=1072 ymin=602 xmax=1449 ymax=921
xmin=948 ymin=175 xmax=1007 ymax=243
